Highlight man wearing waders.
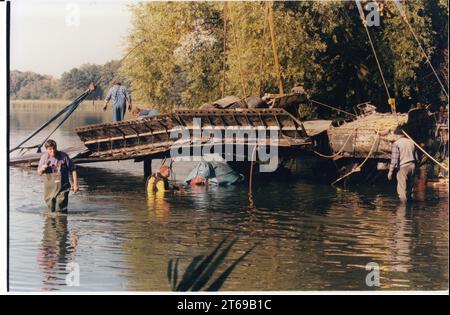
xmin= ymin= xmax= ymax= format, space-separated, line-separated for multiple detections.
xmin=388 ymin=132 xmax=419 ymax=202
xmin=37 ymin=140 xmax=78 ymax=213
xmin=103 ymin=80 xmax=132 ymax=122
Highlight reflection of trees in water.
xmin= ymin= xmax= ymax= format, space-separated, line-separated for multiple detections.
xmin=9 ymin=108 xmax=108 ymax=140
xmin=320 ymin=190 xmax=448 ymax=290
xmin=75 ymin=166 xmax=144 ymax=195
xmin=407 ymin=202 xmax=449 ymax=290
xmin=167 ymin=237 xmax=257 ymax=291
xmin=33 ymin=164 xmax=448 ymax=290
xmin=118 ymin=181 xmax=339 ymax=290
xmin=146 ymin=191 xmax=171 ymax=225
xmin=37 ymin=214 xmax=78 ymax=291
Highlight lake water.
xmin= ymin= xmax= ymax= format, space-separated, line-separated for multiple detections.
xmin=8 ymin=103 xmax=449 ymax=291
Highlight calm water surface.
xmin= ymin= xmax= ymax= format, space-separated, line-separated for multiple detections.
xmin=9 ymin=105 xmax=449 ymax=291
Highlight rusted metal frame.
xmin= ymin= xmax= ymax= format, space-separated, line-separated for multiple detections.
xmin=189 ymin=114 xmax=203 ymax=146
xmin=156 ymin=119 xmax=172 ymax=147
xmin=84 ymin=128 xmax=170 ymax=145
xmin=231 ymin=112 xmax=241 ymax=127
xmin=90 ymin=140 xmax=176 ymax=158
xmin=87 ymin=145 xmax=171 ymax=162
xmin=205 ymin=113 xmax=215 ymax=127
xmin=172 ymin=113 xmax=187 ymax=128
xmin=243 ymin=112 xmax=252 ymax=127
xmin=219 ymin=115 xmax=228 ymax=128
xmin=201 ymin=114 xmax=217 ymax=145
xmin=128 ymin=125 xmax=141 ymax=146
xmin=273 ymin=113 xmax=285 ymax=139
xmin=141 ymin=121 xmax=156 ymax=148
xmin=258 ymin=113 xmax=267 ymax=129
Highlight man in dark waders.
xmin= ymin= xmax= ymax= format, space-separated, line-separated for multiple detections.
xmin=387 ymin=132 xmax=419 ymax=202
xmin=37 ymin=140 xmax=79 ymax=213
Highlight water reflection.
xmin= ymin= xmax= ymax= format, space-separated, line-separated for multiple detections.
xmin=37 ymin=214 xmax=78 ymax=291
xmin=9 ymin=107 xmax=449 ymax=291
xmin=146 ymin=192 xmax=171 ymax=225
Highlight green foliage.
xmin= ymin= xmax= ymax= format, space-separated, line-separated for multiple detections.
xmin=10 ymin=60 xmax=122 ymax=100
xmin=10 ymin=1 xmax=448 ymax=115
xmin=10 ymin=70 xmax=58 ymax=99
xmin=122 ymin=0 xmax=448 ymax=115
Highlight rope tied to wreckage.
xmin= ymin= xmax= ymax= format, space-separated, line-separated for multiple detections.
xmin=331 ymin=130 xmax=380 ymax=187
xmin=402 ymin=130 xmax=449 ymax=172
xmin=310 ymin=99 xmax=357 ymax=118
xmin=312 ymin=130 xmax=356 ymax=159
xmin=248 ymin=144 xmax=258 ymax=209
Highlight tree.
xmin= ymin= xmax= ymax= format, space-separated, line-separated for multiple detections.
xmin=10 ymin=60 xmax=122 ymax=100
xmin=121 ymin=0 xmax=448 ymax=115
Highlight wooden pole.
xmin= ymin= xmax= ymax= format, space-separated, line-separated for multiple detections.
xmin=221 ymin=2 xmax=228 ymax=98
xmin=267 ymin=1 xmax=284 ymax=96
xmin=143 ymin=157 xmax=152 ymax=180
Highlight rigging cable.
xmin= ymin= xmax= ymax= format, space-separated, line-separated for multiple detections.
xmin=310 ymin=99 xmax=357 ymax=117
xmin=402 ymin=130 xmax=448 ymax=171
xmin=355 ymin=1 xmax=392 ymax=105
xmin=391 ymin=0 xmax=449 ymax=99
xmin=331 ymin=130 xmax=380 ymax=186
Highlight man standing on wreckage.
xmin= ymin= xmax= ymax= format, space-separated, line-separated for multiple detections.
xmin=103 ymin=80 xmax=133 ymax=122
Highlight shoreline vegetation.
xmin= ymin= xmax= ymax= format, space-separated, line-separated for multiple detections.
xmin=10 ymin=99 xmax=106 ymax=111
xmin=10 ymin=1 xmax=449 ymax=117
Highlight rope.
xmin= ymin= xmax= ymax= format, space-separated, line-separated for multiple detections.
xmin=401 ymin=130 xmax=448 ymax=171
xmin=249 ymin=144 xmax=258 ymax=194
xmin=267 ymin=1 xmax=284 ymax=95
xmin=169 ymin=159 xmax=177 ymax=188
xmin=392 ymin=0 xmax=449 ymax=99
xmin=228 ymin=4 xmax=247 ymax=98
xmin=313 ymin=131 xmax=355 ymax=158
xmin=248 ymin=144 xmax=258 ymax=207
xmin=310 ymin=99 xmax=357 ymax=117
xmin=331 ymin=131 xmax=380 ymax=186
xmin=355 ymin=1 xmax=392 ymax=101
xmin=119 ymin=38 xmax=148 ymax=70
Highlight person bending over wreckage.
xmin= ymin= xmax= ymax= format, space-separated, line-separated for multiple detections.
xmin=37 ymin=139 xmax=78 ymax=213
xmin=132 ymin=107 xmax=159 ymax=118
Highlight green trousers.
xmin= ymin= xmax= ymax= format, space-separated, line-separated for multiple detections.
xmin=43 ymin=172 xmax=70 ymax=213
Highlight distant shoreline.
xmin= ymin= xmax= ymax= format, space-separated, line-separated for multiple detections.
xmin=10 ymin=99 xmax=106 ymax=111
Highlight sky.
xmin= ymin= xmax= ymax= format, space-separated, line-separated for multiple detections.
xmin=10 ymin=0 xmax=135 ymax=78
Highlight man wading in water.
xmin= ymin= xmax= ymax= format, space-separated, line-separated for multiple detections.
xmin=388 ymin=130 xmax=419 ymax=203
xmin=37 ymin=140 xmax=79 ymax=213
